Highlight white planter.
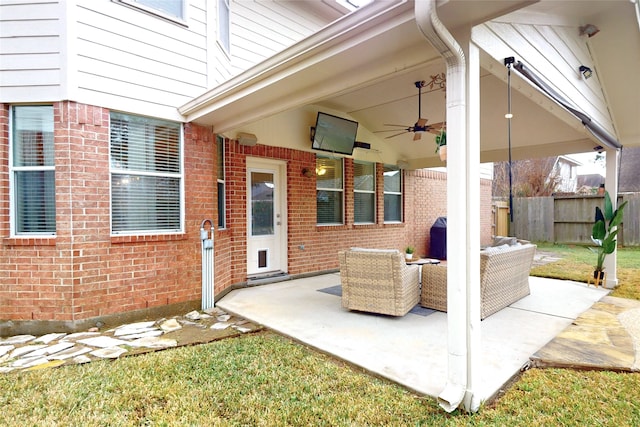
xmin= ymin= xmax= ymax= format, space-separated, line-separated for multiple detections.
xmin=439 ymin=145 xmax=447 ymax=161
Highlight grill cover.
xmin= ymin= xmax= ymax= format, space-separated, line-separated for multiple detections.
xmin=429 ymin=217 xmax=447 ymax=260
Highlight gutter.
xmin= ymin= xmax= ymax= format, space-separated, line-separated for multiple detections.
xmin=512 ymin=61 xmax=622 ymax=150
xmin=414 ymin=0 xmax=471 ymax=413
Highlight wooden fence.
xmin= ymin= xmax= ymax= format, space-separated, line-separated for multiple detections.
xmin=493 ymin=193 xmax=640 ymax=246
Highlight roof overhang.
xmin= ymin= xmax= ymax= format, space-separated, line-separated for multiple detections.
xmin=179 ymin=0 xmax=638 ymax=169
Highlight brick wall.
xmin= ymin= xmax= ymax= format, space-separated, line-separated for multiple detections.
xmin=220 ymin=143 xmax=493 ymax=278
xmin=1 ymin=102 xmax=215 ymax=324
xmin=1 ymin=101 xmax=492 ymax=327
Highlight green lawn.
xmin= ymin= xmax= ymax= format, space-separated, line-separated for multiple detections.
xmin=531 ymin=243 xmax=640 ymax=299
xmin=1 ymin=245 xmax=639 ymax=425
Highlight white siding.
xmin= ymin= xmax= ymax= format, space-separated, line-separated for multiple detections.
xmin=1 ymin=0 xmax=337 ymax=120
xmin=0 ymin=0 xmax=64 ymax=101
xmin=227 ymin=0 xmax=331 ymax=78
xmin=474 ymin=20 xmax=616 ymax=137
xmin=72 ymin=0 xmax=209 ymax=120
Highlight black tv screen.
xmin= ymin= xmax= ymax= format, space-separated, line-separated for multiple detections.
xmin=311 ymin=112 xmax=358 ymax=155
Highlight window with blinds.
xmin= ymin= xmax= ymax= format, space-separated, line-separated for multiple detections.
xmin=383 ymin=165 xmax=402 ymax=223
xmin=10 ymin=105 xmax=56 ymax=235
xmin=354 ymin=161 xmax=375 ymax=224
xmin=217 ymin=136 xmax=226 ymax=229
xmin=110 ymin=112 xmax=183 ymax=234
xmin=316 ymin=156 xmax=343 ymax=225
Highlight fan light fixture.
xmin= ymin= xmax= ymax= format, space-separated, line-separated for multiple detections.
xmin=579 ymin=65 xmax=593 ymax=79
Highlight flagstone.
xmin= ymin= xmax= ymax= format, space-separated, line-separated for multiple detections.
xmin=114 ymin=327 xmax=160 ymax=337
xmin=117 ymin=330 xmax=164 ymax=340
xmin=211 ymin=322 xmax=232 ymax=330
xmin=73 ymin=355 xmax=92 ymax=364
xmin=2 ymin=335 xmax=35 ymax=345
xmin=0 ymin=345 xmax=14 ymax=358
xmin=233 ymin=325 xmax=252 ymax=333
xmin=185 ymin=310 xmax=202 ymax=320
xmin=35 ymin=333 xmax=66 ymax=344
xmin=113 ymin=321 xmax=156 ymax=334
xmin=11 ymin=356 xmax=49 ymax=368
xmin=160 ymin=318 xmax=182 ymax=332
xmin=127 ymin=336 xmax=177 ymax=349
xmin=78 ymin=336 xmax=128 ymax=348
xmin=27 ymin=342 xmax=75 ymax=357
xmin=217 ymin=314 xmax=231 ymax=322
xmin=62 ymin=332 xmax=100 ymax=341
xmin=90 ymin=347 xmax=127 ymax=359
xmin=49 ymin=346 xmax=93 ymax=360
xmin=9 ymin=345 xmax=46 ymax=359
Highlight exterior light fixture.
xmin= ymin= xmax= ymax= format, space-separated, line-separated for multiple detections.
xmin=579 ymin=65 xmax=593 ymax=79
xmin=579 ymin=24 xmax=600 ymax=38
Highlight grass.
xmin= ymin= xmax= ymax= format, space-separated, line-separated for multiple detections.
xmin=1 ymin=244 xmax=639 ymax=425
xmin=531 ymin=243 xmax=640 ymax=299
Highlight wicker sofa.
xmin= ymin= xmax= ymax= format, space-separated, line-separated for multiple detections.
xmin=338 ymin=248 xmax=420 ymax=316
xmin=420 ymin=242 xmax=537 ymax=319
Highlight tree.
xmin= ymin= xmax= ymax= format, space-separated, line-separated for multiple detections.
xmin=493 ymin=157 xmax=562 ymax=198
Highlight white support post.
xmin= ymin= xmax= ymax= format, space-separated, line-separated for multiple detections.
xmin=603 ymin=149 xmax=620 ymax=288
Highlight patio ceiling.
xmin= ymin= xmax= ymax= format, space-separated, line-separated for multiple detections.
xmin=180 ymin=0 xmax=640 ymax=169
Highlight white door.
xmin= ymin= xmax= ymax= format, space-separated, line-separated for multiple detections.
xmin=246 ymin=158 xmax=287 ymax=276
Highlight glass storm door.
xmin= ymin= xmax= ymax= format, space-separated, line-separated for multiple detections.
xmin=246 ymin=158 xmax=287 ymax=276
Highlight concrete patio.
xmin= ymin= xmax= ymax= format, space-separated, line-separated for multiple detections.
xmin=217 ymin=273 xmax=610 ymax=404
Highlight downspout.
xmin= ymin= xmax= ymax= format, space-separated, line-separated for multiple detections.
xmin=415 ymin=0 xmax=471 ymax=413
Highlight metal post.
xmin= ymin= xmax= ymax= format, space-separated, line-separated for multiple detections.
xmin=200 ymin=219 xmax=214 ymax=310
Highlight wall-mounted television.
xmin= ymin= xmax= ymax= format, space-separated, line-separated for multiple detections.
xmin=311 ymin=112 xmax=358 ymax=155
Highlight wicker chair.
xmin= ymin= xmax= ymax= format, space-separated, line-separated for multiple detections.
xmin=421 ymin=243 xmax=537 ymax=319
xmin=338 ymin=248 xmax=420 ymax=316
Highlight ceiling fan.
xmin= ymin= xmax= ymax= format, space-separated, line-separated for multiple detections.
xmin=374 ymin=80 xmax=445 ymax=141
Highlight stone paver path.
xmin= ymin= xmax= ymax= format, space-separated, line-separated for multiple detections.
xmin=0 ymin=307 xmax=261 ymax=374
xmin=532 ymin=296 xmax=640 ymax=371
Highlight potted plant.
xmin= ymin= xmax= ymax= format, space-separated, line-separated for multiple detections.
xmin=404 ymin=246 xmax=415 ymax=261
xmin=589 ymin=191 xmax=628 ymax=286
xmin=435 ymin=129 xmax=446 ymax=161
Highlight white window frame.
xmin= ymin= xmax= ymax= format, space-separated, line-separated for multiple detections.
xmin=217 ymin=0 xmax=231 ymax=54
xmin=217 ymin=136 xmax=226 ymax=229
xmin=383 ymin=164 xmax=403 ymax=224
xmin=109 ymin=112 xmax=184 ymax=236
xmin=113 ymin=0 xmax=187 ymax=25
xmin=316 ymin=156 xmax=344 ymax=226
xmin=9 ymin=105 xmax=56 ymax=237
xmin=353 ymin=160 xmax=376 ymax=224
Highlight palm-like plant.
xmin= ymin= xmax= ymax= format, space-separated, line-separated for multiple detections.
xmin=590 ymin=191 xmax=628 ymax=273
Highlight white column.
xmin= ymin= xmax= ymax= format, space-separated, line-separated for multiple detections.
xmin=463 ymin=37 xmax=482 ymax=412
xmin=603 ymin=149 xmax=620 ymax=288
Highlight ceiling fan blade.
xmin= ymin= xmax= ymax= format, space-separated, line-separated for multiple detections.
xmin=416 ymin=118 xmax=428 ymax=127
xmin=413 ymin=132 xmax=422 ymax=141
xmin=374 ymin=128 xmax=410 ymax=134
xmin=426 ymin=122 xmax=446 ymax=134
xmin=383 ymin=124 xmax=412 ymax=128
xmin=385 ymin=131 xmax=409 ymax=139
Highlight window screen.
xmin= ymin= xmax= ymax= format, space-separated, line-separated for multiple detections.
xmin=110 ymin=112 xmax=182 ymax=234
xmin=316 ymin=156 xmax=343 ymax=225
xmin=11 ymin=105 xmax=56 ymax=235
xmin=354 ymin=161 xmax=375 ymax=223
xmin=383 ymin=165 xmax=402 ymax=223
